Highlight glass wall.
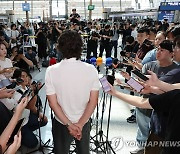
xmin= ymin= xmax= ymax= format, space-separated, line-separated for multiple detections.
xmin=0 ymin=0 xmax=167 ymax=21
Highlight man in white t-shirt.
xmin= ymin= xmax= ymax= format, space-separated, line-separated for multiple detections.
xmin=45 ymin=30 xmax=100 ymax=154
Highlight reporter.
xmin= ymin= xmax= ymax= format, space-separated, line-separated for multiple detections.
xmin=0 ymin=43 xmax=14 ymax=79
xmin=108 ymin=86 xmax=180 ymax=154
xmin=0 ymin=97 xmax=28 ymax=153
xmin=5 ymin=132 xmax=21 ymax=154
xmin=10 ymin=46 xmax=33 ymax=72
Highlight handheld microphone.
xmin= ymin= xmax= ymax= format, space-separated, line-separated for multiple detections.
xmin=49 ymin=57 xmax=57 ymax=66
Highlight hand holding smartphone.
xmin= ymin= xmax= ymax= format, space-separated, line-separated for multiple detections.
xmin=99 ymin=76 xmax=111 ymax=92
xmin=127 ymin=78 xmax=144 ymax=93
xmin=7 ymin=118 xmax=25 ymax=145
xmin=131 ymin=70 xmax=149 ymax=82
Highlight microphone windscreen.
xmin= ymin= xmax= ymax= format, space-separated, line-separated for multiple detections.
xmin=90 ymin=57 xmax=96 ymax=65
xmin=49 ymin=57 xmax=57 ymax=66
xmin=106 ymin=57 xmax=112 ymax=66
xmin=96 ymin=57 xmax=103 ymax=66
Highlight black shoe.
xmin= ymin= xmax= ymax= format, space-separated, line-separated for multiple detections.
xmin=127 ymin=115 xmax=136 ymax=123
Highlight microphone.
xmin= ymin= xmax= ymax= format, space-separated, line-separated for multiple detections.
xmin=105 ymin=57 xmax=112 ymax=67
xmin=96 ymin=57 xmax=103 ymax=66
xmin=90 ymin=57 xmax=96 ymax=66
xmin=49 ymin=57 xmax=57 ymax=66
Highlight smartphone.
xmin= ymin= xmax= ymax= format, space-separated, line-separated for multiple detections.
xmin=18 ymin=88 xmax=32 ymax=103
xmin=131 ymin=70 xmax=149 ymax=81
xmin=7 ymin=118 xmax=25 ymax=145
xmin=127 ymin=78 xmax=144 ymax=92
xmin=99 ymin=76 xmax=111 ymax=92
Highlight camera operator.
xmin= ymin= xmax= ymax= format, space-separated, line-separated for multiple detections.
xmin=86 ymin=23 xmax=100 ymax=59
xmin=47 ymin=22 xmax=62 ymax=54
xmin=10 ymin=46 xmax=33 ymax=72
xmin=111 ymin=22 xmax=120 ymax=59
xmin=35 ymin=22 xmax=48 ymax=61
xmin=99 ymin=24 xmax=113 ymax=58
xmin=69 ymin=9 xmax=80 ymax=24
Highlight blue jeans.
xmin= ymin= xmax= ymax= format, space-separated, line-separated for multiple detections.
xmin=136 ymin=107 xmax=152 ymax=148
xmin=52 ymin=118 xmax=91 ymax=154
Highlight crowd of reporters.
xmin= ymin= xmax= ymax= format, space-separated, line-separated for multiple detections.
xmin=0 ymin=9 xmax=180 ymax=153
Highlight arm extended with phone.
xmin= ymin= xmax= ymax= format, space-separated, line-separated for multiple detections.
xmin=131 ymin=70 xmax=149 ymax=81
xmin=99 ymin=76 xmax=111 ymax=92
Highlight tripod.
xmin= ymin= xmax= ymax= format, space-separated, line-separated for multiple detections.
xmin=90 ymin=68 xmax=116 ymax=154
xmin=27 ymin=83 xmax=53 ymax=154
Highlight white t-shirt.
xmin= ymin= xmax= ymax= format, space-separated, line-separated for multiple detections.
xmin=8 ymin=30 xmax=19 ymax=38
xmin=45 ymin=58 xmax=100 ymax=123
xmin=0 ymin=58 xmax=13 ymax=79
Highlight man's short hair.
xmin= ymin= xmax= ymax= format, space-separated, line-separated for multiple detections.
xmin=159 ymin=40 xmax=173 ymax=52
xmin=125 ymin=36 xmax=134 ymax=44
xmin=172 ymin=25 xmax=180 ymax=37
xmin=137 ymin=27 xmax=150 ymax=35
xmin=57 ymin=30 xmax=83 ymax=60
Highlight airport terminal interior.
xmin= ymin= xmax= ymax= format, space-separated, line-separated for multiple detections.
xmin=0 ymin=0 xmax=180 ymax=154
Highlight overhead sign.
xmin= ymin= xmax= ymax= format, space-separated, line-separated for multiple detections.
xmin=158 ymin=11 xmax=175 ymax=23
xmin=88 ymin=5 xmax=95 ymax=10
xmin=22 ymin=3 xmax=30 ymax=11
xmin=159 ymin=2 xmax=180 ymax=11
